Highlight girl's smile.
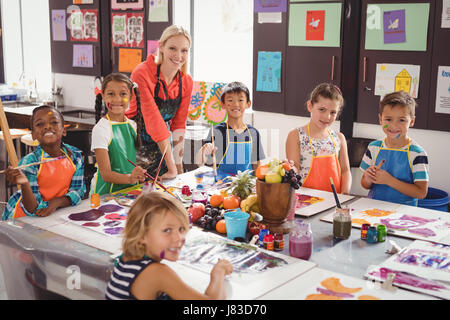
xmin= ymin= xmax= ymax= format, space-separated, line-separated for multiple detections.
xmin=102 ymin=80 xmax=131 ymax=121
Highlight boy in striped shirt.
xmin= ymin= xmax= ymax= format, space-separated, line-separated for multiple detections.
xmin=360 ymin=91 xmax=429 ymax=206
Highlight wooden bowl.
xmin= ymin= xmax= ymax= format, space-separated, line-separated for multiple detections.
xmin=256 ymin=180 xmax=295 ymax=234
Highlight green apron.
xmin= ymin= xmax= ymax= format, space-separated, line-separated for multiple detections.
xmin=92 ymin=115 xmax=138 ymax=195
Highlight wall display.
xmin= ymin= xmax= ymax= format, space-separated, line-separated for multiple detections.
xmin=443 ymin=0 xmax=450 ymax=28
xmin=289 ymin=3 xmax=341 ymax=47
xmin=112 ymin=12 xmax=145 ymax=48
xmin=51 ymin=10 xmax=67 ymax=41
xmin=147 ymin=40 xmax=158 ymax=56
xmin=70 ymin=9 xmax=98 ymax=42
xmin=118 ymin=48 xmax=142 ymax=73
xmin=73 ymin=44 xmax=94 ymax=68
xmin=111 ymin=0 xmax=144 ymax=10
xmin=254 ymin=0 xmax=287 ymax=13
xmin=306 ymin=10 xmax=325 ymax=41
xmin=374 ymin=63 xmax=420 ymax=98
xmin=256 ymin=51 xmax=282 ymax=92
xmin=435 ymin=66 xmax=450 ymax=114
xmin=365 ymin=3 xmax=429 ymax=51
xmin=148 ymin=0 xmax=169 ymax=22
xmin=74 ymin=0 xmax=94 ymax=3
xmin=188 ymin=81 xmax=228 ymax=125
xmin=257 ymin=12 xmax=282 ymax=24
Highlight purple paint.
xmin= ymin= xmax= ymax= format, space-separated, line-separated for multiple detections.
xmin=82 ymin=222 xmax=101 ymax=227
xmin=103 ymin=220 xmax=121 ymax=227
xmin=98 ymin=204 xmax=124 ymax=213
xmin=104 ymin=227 xmax=123 ymax=235
xmin=408 ymin=228 xmax=437 ymax=237
xmin=381 ymin=214 xmax=436 ymax=230
xmin=316 ymin=288 xmax=354 ymax=298
xmin=69 ymin=209 xmax=104 ymax=221
xmin=105 ymin=213 xmax=127 ymax=221
xmin=160 ymin=250 xmax=165 ymax=259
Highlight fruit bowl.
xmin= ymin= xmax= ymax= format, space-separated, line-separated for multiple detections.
xmin=256 ymin=180 xmax=295 ymax=234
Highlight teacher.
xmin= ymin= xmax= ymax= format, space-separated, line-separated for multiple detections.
xmin=125 ymin=25 xmax=193 ymax=180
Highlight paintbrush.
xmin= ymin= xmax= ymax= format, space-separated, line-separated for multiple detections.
xmin=0 ymin=156 xmax=66 ymax=174
xmin=376 ymin=159 xmax=386 ymax=170
xmin=152 ymin=145 xmax=168 ymax=190
xmin=329 ymin=177 xmax=342 ymax=209
xmin=210 ymin=124 xmax=217 ymax=178
xmin=126 ymin=159 xmax=177 ymax=199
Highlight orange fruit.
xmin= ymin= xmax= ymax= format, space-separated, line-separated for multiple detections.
xmin=282 ymin=162 xmax=292 ymax=171
xmin=255 ymin=164 xmax=269 ymax=180
xmin=216 ymin=219 xmax=227 ymax=234
xmin=210 ymin=194 xmax=224 ymax=207
xmin=223 ymin=195 xmax=240 ymax=209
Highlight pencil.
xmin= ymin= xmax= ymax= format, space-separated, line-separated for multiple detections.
xmin=211 ymin=124 xmax=217 ymax=177
xmin=0 ymin=156 xmax=65 ymax=174
xmin=329 ymin=177 xmax=342 ymax=209
xmin=152 ymin=145 xmax=168 ymax=189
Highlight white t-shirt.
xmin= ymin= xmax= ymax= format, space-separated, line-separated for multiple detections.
xmin=91 ymin=117 xmax=137 ymax=151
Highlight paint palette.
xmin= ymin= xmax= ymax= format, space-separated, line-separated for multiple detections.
xmin=61 ymin=200 xmax=129 ymax=237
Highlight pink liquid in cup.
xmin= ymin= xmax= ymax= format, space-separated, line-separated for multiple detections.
xmin=289 ymin=234 xmax=312 ymax=260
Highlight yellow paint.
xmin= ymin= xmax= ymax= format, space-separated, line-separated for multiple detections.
xmin=352 ymin=218 xmax=371 ymax=226
xmin=123 ymin=98 xmax=129 ymax=103
xmin=361 ymin=208 xmax=395 ymax=217
xmin=321 ymin=277 xmax=362 ymax=294
xmin=358 ymin=295 xmax=381 ymax=300
xmin=305 ymin=294 xmax=343 ymax=300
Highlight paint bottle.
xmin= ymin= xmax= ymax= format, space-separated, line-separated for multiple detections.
xmin=90 ymin=193 xmax=100 ymax=208
xmin=258 ymin=229 xmax=270 ymax=248
xmin=141 ymin=181 xmax=154 ymax=194
xmin=361 ymin=223 xmax=370 ymax=240
xmin=377 ymin=224 xmax=387 ymax=242
xmin=366 ymin=226 xmax=378 ymax=244
xmin=333 ymin=207 xmax=352 ymax=240
xmin=263 ymin=234 xmax=274 ymax=251
xmin=289 ymin=221 xmax=313 ymax=260
xmin=192 ymin=184 xmax=207 ymax=205
xmin=273 ymin=233 xmax=284 ymax=251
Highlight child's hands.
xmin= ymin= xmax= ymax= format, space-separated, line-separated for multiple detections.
xmin=130 ymin=166 xmax=146 ymax=184
xmin=211 ymin=259 xmax=233 ymax=279
xmin=363 ymin=166 xmax=378 ymax=184
xmin=372 ymin=169 xmax=392 ymax=185
xmin=5 ymin=166 xmax=29 ymax=185
xmin=202 ymin=143 xmax=218 ymax=163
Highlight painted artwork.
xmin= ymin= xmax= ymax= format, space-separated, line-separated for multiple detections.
xmin=70 ymin=9 xmax=98 ymax=42
xmin=254 ymin=0 xmax=287 ymax=13
xmin=118 ymin=48 xmax=142 ymax=73
xmin=51 ymin=10 xmax=67 ymax=41
xmin=306 ymin=10 xmax=325 ymax=41
xmin=374 ymin=63 xmax=420 ymax=98
xmin=112 ymin=12 xmax=145 ymax=48
xmin=111 ymin=0 xmax=144 ymax=10
xmin=62 ymin=200 xmax=129 ymax=237
xmin=256 ymin=51 xmax=282 ymax=93
xmin=383 ymin=9 xmax=406 ymax=44
xmin=320 ymin=197 xmax=450 ymax=245
xmin=188 ymin=81 xmax=228 ymax=125
xmin=73 ymin=44 xmax=93 ymax=68
xmin=259 ymin=267 xmax=434 ymax=300
xmin=294 ymin=187 xmax=354 ymax=217
xmin=147 ymin=40 xmax=159 ymax=57
xmin=148 ymin=0 xmax=169 ymax=22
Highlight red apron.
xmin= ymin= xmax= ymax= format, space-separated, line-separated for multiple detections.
xmin=13 ymin=149 xmax=76 ymax=219
xmin=302 ymin=123 xmax=341 ymax=193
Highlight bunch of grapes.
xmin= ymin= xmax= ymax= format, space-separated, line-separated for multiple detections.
xmin=196 ymin=204 xmax=225 ymax=230
xmin=282 ymin=169 xmax=302 ymax=189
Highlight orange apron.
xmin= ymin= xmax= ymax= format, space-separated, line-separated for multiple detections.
xmin=302 ymin=123 xmax=341 ymax=193
xmin=12 ymin=149 xmax=76 ymax=219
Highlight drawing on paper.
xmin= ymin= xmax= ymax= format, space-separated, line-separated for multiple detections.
xmin=305 ymin=277 xmax=383 ymax=300
xmin=188 ymin=81 xmax=207 ymax=120
xmin=296 ymin=194 xmax=324 ymax=209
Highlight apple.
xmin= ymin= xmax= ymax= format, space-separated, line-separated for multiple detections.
xmin=265 ymin=171 xmax=282 ymax=183
xmin=188 ymin=203 xmax=205 ymax=223
xmin=248 ymin=221 xmax=267 ymax=235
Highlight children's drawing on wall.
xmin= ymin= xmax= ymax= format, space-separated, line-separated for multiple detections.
xmin=375 ymin=63 xmax=420 ymax=98
xmin=112 ymin=13 xmax=144 ymax=47
xmin=148 ymin=0 xmax=169 ymax=22
xmin=254 ymin=0 xmax=287 ymax=13
xmin=51 ymin=10 xmax=67 ymax=41
xmin=70 ymin=9 xmax=98 ymax=42
xmin=256 ymin=51 xmax=281 ymax=93
xmin=188 ymin=81 xmax=227 ymax=125
xmin=147 ymin=40 xmax=159 ymax=57
xmin=435 ymin=66 xmax=450 ymax=115
xmin=127 ymin=14 xmax=144 ymax=47
xmin=306 ymin=10 xmax=325 ymax=41
xmin=383 ymin=9 xmax=406 ymax=44
xmin=111 ymin=0 xmax=144 ymax=11
xmin=73 ymin=44 xmax=93 ymax=68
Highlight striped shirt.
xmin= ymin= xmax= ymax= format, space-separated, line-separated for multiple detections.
xmin=105 ymin=256 xmax=171 ymax=300
xmin=1 ymin=143 xmax=86 ymax=220
xmin=359 ymin=139 xmax=429 ymax=182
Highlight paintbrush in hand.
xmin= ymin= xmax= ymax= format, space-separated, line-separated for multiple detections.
xmin=210 ymin=124 xmax=217 ymax=178
xmin=0 ymin=156 xmax=66 ymax=174
xmin=152 ymin=145 xmax=168 ymax=189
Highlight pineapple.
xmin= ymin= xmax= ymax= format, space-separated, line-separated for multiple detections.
xmin=227 ymin=170 xmax=256 ymax=201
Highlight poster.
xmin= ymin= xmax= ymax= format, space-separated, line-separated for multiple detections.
xmin=442 ymin=0 xmax=450 ymax=28
xmin=112 ymin=12 xmax=145 ymax=48
xmin=111 ymin=0 xmax=144 ymax=10
xmin=306 ymin=10 xmax=325 ymax=41
xmin=254 ymin=0 xmax=287 ymax=13
xmin=435 ymin=66 xmax=450 ymax=114
xmin=258 ymin=12 xmax=282 ymax=24
xmin=383 ymin=9 xmax=406 ymax=44
xmin=148 ymin=0 xmax=169 ymax=22
xmin=70 ymin=9 xmax=98 ymax=42
xmin=256 ymin=51 xmax=282 ymax=93
xmin=147 ymin=40 xmax=159 ymax=56
xmin=73 ymin=0 xmax=94 ymax=3
xmin=374 ymin=63 xmax=420 ymax=98
xmin=51 ymin=10 xmax=67 ymax=41
xmin=118 ymin=48 xmax=142 ymax=73
xmin=73 ymin=44 xmax=93 ymax=68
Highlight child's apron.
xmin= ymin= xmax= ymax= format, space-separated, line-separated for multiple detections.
xmin=369 ymin=139 xmax=417 ymax=206
xmin=12 ymin=149 xmax=76 ymax=219
xmin=92 ymin=115 xmax=137 ymax=195
xmin=302 ymin=123 xmax=341 ymax=193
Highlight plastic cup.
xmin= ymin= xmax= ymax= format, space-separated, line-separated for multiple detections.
xmin=224 ymin=209 xmax=250 ymax=240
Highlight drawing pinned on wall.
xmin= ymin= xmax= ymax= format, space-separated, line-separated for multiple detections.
xmin=306 ymin=10 xmax=325 ymax=41
xmin=70 ymin=9 xmax=98 ymax=42
xmin=148 ymin=0 xmax=169 ymax=22
xmin=374 ymin=63 xmax=420 ymax=98
xmin=435 ymin=66 xmax=450 ymax=115
xmin=112 ymin=12 xmax=145 ymax=48
xmin=256 ymin=51 xmax=282 ymax=93
xmin=51 ymin=10 xmax=67 ymax=41
xmin=118 ymin=48 xmax=142 ymax=73
xmin=187 ymin=81 xmax=228 ymax=125
xmin=73 ymin=44 xmax=93 ymax=68
xmin=383 ymin=9 xmax=406 ymax=44
xmin=111 ymin=0 xmax=144 ymax=10
xmin=147 ymin=40 xmax=159 ymax=57
xmin=254 ymin=0 xmax=287 ymax=13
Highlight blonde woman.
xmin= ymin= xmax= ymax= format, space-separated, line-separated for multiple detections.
xmin=125 ymin=25 xmax=194 ymax=180
xmin=105 ymin=192 xmax=233 ymax=300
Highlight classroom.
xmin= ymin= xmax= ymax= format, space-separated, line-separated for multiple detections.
xmin=0 ymin=0 xmax=449 ymax=306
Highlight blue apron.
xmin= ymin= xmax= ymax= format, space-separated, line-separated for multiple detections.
xmin=369 ymin=139 xmax=417 ymax=206
xmin=216 ymin=122 xmax=252 ymax=180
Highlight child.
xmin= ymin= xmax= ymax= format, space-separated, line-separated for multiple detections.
xmin=285 ymin=83 xmax=352 ymax=194
xmin=105 ymin=191 xmax=233 ymax=300
xmin=90 ymin=73 xmax=147 ymax=196
xmin=2 ymin=106 xmax=86 ymax=220
xmin=196 ymin=81 xmax=265 ymax=179
xmin=360 ymin=91 xmax=429 ymax=206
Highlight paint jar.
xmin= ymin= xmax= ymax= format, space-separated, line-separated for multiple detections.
xmin=377 ymin=224 xmax=387 ymax=242
xmin=366 ymin=226 xmax=378 ymax=243
xmin=289 ymin=221 xmax=313 ymax=260
xmin=273 ymin=233 xmax=284 ymax=251
xmin=263 ymin=234 xmax=274 ymax=251
xmin=258 ymin=229 xmax=270 ymax=248
xmin=90 ymin=193 xmax=100 ymax=208
xmin=333 ymin=207 xmax=352 ymax=240
xmin=181 ymin=185 xmax=191 ymax=196
xmin=142 ymin=181 xmax=154 ymax=194
xmin=192 ymin=184 xmax=207 ymax=205
xmin=361 ymin=223 xmax=370 ymax=240
xmin=194 ymin=172 xmax=204 ymax=184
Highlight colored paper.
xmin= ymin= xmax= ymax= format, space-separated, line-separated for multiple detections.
xmin=147 ymin=40 xmax=159 ymax=56
xmin=112 ymin=12 xmax=145 ymax=48
xmin=254 ymin=0 xmax=287 ymax=13
xmin=374 ymin=63 xmax=420 ymax=98
xmin=148 ymin=0 xmax=169 ymax=22
xmin=443 ymin=0 xmax=450 ymax=28
xmin=256 ymin=51 xmax=282 ymax=93
xmin=257 ymin=12 xmax=282 ymax=24
xmin=51 ymin=10 xmax=67 ymax=41
xmin=435 ymin=66 xmax=450 ymax=114
xmin=70 ymin=9 xmax=98 ymax=42
xmin=306 ymin=10 xmax=325 ymax=41
xmin=365 ymin=3 xmax=429 ymax=51
xmin=118 ymin=48 xmax=142 ymax=73
xmin=383 ymin=9 xmax=406 ymax=44
xmin=111 ymin=0 xmax=144 ymax=10
xmin=294 ymin=187 xmax=354 ymax=217
xmin=73 ymin=0 xmax=93 ymax=3
xmin=73 ymin=44 xmax=94 ymax=68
